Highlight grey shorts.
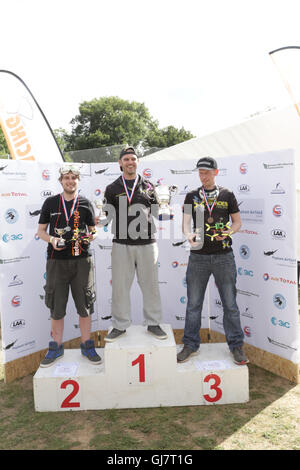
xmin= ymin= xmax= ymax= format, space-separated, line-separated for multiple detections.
xmin=44 ymin=257 xmax=96 ymax=320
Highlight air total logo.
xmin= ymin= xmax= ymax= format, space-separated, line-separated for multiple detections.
xmin=2 ymin=233 xmax=23 ymax=243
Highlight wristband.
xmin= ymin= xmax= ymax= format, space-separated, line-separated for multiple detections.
xmin=49 ymin=236 xmax=54 ymax=243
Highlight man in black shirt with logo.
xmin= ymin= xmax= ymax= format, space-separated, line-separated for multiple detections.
xmin=177 ymin=156 xmax=248 ymax=365
xmin=102 ymin=147 xmax=167 ymax=342
xmin=37 ymin=163 xmax=101 ymax=366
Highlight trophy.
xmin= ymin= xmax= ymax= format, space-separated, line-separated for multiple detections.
xmin=54 ymin=228 xmax=67 ymax=247
xmin=154 ymin=183 xmax=178 ymax=220
xmin=94 ymin=198 xmax=107 ymax=225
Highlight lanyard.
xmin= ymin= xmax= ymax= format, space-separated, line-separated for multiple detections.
xmin=61 ymin=192 xmax=79 ymax=227
xmin=200 ymin=186 xmax=219 ymax=222
xmin=121 ymin=175 xmax=139 ymax=204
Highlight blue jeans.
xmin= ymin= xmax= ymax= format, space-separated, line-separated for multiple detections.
xmin=182 ymin=251 xmax=244 ymax=352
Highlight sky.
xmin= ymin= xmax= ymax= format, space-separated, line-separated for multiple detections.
xmin=1 ymin=0 xmax=300 ymax=138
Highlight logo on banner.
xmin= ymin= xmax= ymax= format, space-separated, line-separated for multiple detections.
xmin=94 ymin=189 xmax=101 ymax=196
xmin=8 ymin=275 xmax=23 ymax=287
xmin=243 ymin=326 xmax=251 ymax=337
xmin=271 ymin=183 xmax=285 ymax=195
xmin=238 ymin=267 xmax=254 ymax=277
xmin=11 ymin=295 xmax=22 ymax=307
xmin=42 ymin=169 xmax=50 ymax=180
xmin=271 ymin=229 xmax=286 ymax=240
xmin=263 ymin=273 xmax=269 ymax=281
xmin=4 ymin=208 xmax=18 ymax=224
xmin=239 ymin=245 xmax=250 ymax=259
xmin=142 ymin=168 xmax=152 ymax=179
xmin=271 ymin=317 xmax=290 ymax=328
xmin=10 ymin=319 xmax=26 ymax=330
xmin=273 ymin=294 xmax=286 ymax=310
xmin=239 ymin=163 xmax=248 ymax=174
xmin=2 ymin=233 xmax=23 ymax=242
xmin=272 ymin=205 xmax=283 ymax=217
xmin=238 ymin=184 xmax=250 ymax=193
xmin=40 ymin=190 xmax=54 ymax=198
xmin=172 ymin=261 xmax=179 ymax=268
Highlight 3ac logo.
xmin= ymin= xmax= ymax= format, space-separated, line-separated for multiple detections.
xmin=2 ymin=233 xmax=23 ymax=243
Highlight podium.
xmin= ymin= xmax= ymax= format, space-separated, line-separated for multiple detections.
xmin=33 ymin=324 xmax=249 ymax=412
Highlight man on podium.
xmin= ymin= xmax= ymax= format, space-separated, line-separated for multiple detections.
xmin=37 ymin=163 xmax=101 ymax=367
xmin=177 ymin=156 xmax=249 ymax=365
xmin=102 ymin=146 xmax=167 ymax=342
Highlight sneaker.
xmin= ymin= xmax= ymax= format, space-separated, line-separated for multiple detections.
xmin=232 ymin=346 xmax=249 ymax=365
xmin=40 ymin=341 xmax=64 ymax=368
xmin=104 ymin=328 xmax=126 ymax=342
xmin=80 ymin=339 xmax=102 ymax=364
xmin=177 ymin=345 xmax=199 ymax=363
xmin=147 ymin=325 xmax=168 ymax=340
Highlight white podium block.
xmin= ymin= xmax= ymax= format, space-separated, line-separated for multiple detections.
xmin=33 ymin=324 xmax=249 ymax=412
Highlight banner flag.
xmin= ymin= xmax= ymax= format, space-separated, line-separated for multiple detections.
xmin=0 ymin=70 xmax=64 ymax=162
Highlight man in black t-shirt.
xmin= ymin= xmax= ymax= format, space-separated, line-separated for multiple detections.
xmin=37 ymin=163 xmax=101 ymax=367
xmin=177 ymin=156 xmax=249 ymax=365
xmin=101 ymin=147 xmax=166 ymax=342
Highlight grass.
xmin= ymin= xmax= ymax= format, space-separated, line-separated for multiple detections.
xmin=0 ymin=360 xmax=299 ymax=450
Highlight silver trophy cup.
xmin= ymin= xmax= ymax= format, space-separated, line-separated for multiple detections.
xmin=94 ymin=198 xmax=107 ymax=224
xmin=54 ymin=228 xmax=67 ymax=247
xmin=154 ymin=184 xmax=178 ymax=220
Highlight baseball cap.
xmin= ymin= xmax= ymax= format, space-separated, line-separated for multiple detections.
xmin=59 ymin=163 xmax=81 ymax=176
xmin=119 ymin=146 xmax=137 ymax=158
xmin=196 ymin=156 xmax=218 ymax=170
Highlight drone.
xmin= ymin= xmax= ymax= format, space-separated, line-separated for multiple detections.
xmin=205 ymin=221 xmax=233 ymax=241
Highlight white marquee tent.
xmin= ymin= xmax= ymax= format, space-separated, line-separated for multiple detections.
xmin=142 ymin=105 xmax=300 ymax=263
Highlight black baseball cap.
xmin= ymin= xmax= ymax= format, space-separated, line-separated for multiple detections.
xmin=119 ymin=146 xmax=137 ymax=158
xmin=196 ymin=156 xmax=218 ymax=170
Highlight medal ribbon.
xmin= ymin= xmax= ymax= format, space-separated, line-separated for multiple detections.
xmin=61 ymin=192 xmax=78 ymax=226
xmin=200 ymin=187 xmax=218 ymax=219
xmin=121 ymin=175 xmax=139 ymax=204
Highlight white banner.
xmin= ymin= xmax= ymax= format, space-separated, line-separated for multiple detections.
xmin=0 ymin=70 xmax=64 ymax=162
xmin=0 ymin=150 xmax=298 ymax=365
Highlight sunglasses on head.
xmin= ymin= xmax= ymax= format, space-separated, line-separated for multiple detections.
xmin=59 ymin=164 xmax=81 ymax=176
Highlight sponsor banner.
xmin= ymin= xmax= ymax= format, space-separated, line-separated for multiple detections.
xmin=0 ymin=150 xmax=298 ymax=365
xmin=0 ymin=70 xmax=63 ymax=162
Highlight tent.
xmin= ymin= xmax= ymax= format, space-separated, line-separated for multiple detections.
xmin=142 ymin=105 xmax=300 ymax=263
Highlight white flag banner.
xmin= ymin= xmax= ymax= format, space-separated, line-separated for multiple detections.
xmin=0 ymin=150 xmax=298 ymax=366
xmin=0 ymin=70 xmax=64 ymax=162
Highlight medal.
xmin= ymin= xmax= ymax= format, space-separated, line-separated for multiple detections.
xmin=200 ymin=186 xmax=219 ymax=223
xmin=61 ymin=192 xmax=79 ymax=227
xmin=121 ymin=175 xmax=139 ymax=204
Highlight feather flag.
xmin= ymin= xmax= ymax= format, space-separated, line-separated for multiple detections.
xmin=0 ymin=70 xmax=64 ymax=162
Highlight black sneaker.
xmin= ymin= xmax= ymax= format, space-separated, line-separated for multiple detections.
xmin=40 ymin=341 xmax=64 ymax=368
xmin=147 ymin=325 xmax=168 ymax=340
xmin=177 ymin=345 xmax=199 ymax=363
xmin=232 ymin=346 xmax=249 ymax=365
xmin=104 ymin=328 xmax=126 ymax=342
xmin=80 ymin=339 xmax=102 ymax=364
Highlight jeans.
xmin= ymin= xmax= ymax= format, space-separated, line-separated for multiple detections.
xmin=182 ymin=251 xmax=244 ymax=352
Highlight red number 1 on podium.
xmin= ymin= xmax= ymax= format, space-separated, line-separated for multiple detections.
xmin=132 ymin=354 xmax=145 ymax=382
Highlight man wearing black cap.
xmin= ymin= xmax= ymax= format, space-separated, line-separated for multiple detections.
xmin=102 ymin=146 xmax=167 ymax=342
xmin=177 ymin=156 xmax=248 ymax=365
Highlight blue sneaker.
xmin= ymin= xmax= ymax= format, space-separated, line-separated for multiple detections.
xmin=81 ymin=339 xmax=102 ymax=364
xmin=40 ymin=341 xmax=64 ymax=368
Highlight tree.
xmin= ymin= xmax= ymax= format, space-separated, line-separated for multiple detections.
xmin=0 ymin=128 xmax=9 ymax=155
xmin=66 ymin=96 xmax=194 ymax=151
xmin=145 ymin=125 xmax=195 ymax=148
xmin=66 ymin=97 xmax=157 ymax=150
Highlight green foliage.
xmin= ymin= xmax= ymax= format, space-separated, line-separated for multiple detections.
xmin=65 ymin=96 xmax=194 ymax=151
xmin=0 ymin=128 xmax=9 ymax=155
